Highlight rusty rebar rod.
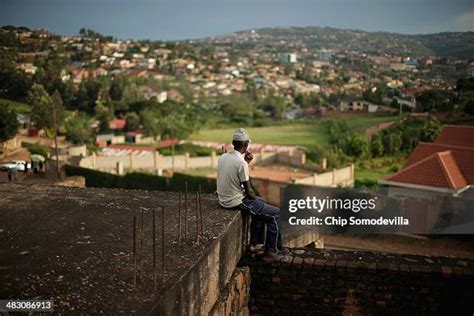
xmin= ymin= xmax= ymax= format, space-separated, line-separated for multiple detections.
xmin=184 ymin=181 xmax=188 ymax=238
xmin=195 ymin=191 xmax=200 ymax=245
xmin=152 ymin=209 xmax=157 ymax=293
xmin=161 ymin=206 xmax=165 ymax=284
xmin=178 ymin=191 xmax=182 ymax=245
xmin=198 ymin=184 xmax=203 ymax=236
xmin=139 ymin=209 xmax=144 ymax=281
xmin=133 ymin=215 xmax=137 ymax=288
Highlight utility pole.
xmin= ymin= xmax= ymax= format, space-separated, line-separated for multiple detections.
xmin=52 ymin=102 xmax=60 ymax=180
xmin=171 ymin=137 xmax=175 ymax=172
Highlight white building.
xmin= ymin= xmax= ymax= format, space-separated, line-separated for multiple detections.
xmin=280 ymin=53 xmax=297 ymax=64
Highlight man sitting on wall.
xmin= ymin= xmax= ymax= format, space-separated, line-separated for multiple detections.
xmin=216 ymin=128 xmax=289 ymax=262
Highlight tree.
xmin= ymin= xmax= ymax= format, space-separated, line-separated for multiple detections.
xmin=51 ymin=90 xmax=65 ymax=127
xmin=464 ymin=99 xmax=474 ymax=115
xmin=383 ymin=132 xmax=402 ymax=155
xmin=0 ymin=62 xmax=32 ymax=100
xmin=32 ymin=54 xmax=67 ymax=97
xmin=416 ymin=90 xmax=452 ymax=113
xmin=295 ymin=93 xmax=320 ymax=108
xmin=125 ymin=112 xmax=140 ymax=132
xmin=362 ymin=85 xmax=385 ymax=105
xmin=220 ymin=95 xmax=254 ymax=124
xmin=456 ymin=77 xmax=474 ymax=94
xmin=420 ymin=119 xmax=441 ymax=142
xmin=158 ymin=113 xmax=193 ymax=140
xmin=65 ymin=112 xmax=91 ymax=145
xmin=371 ymin=135 xmax=384 ymax=158
xmin=50 ymin=90 xmax=64 ymax=179
xmin=140 ymin=109 xmax=161 ymax=138
xmin=346 ymin=135 xmax=369 ymax=158
xmin=28 ymin=84 xmax=53 ymax=130
xmin=122 ymin=83 xmax=142 ymax=104
xmin=258 ymin=96 xmax=288 ymax=119
xmin=157 ymin=113 xmax=194 ymax=171
xmin=95 ymin=101 xmax=114 ymax=133
xmin=0 ymin=104 xmax=19 ymax=142
xmin=57 ymin=79 xmax=75 ymax=109
xmin=109 ymin=80 xmax=123 ymax=101
xmin=75 ymin=78 xmax=104 ymax=114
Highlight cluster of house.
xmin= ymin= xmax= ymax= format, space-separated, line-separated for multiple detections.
xmin=6 ymin=26 xmax=469 ymax=117
xmin=94 ymin=118 xmax=160 ymax=148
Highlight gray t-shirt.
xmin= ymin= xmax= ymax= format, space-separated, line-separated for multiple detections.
xmin=216 ymin=150 xmax=250 ymax=208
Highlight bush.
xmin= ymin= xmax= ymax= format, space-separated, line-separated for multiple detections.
xmin=345 ymin=135 xmax=369 ymax=158
xmin=158 ymin=143 xmax=213 ymax=157
xmin=419 ymin=119 xmax=441 ymax=142
xmin=371 ymin=135 xmax=384 ymax=158
xmin=354 ymin=179 xmax=379 ymax=188
xmin=0 ymin=104 xmax=19 ymax=142
xmin=65 ymin=165 xmax=216 ymax=193
xmin=305 ymin=146 xmax=350 ymax=169
xmin=382 ymin=132 xmax=402 ymax=155
xmin=170 ymin=173 xmax=216 ymax=193
xmin=22 ymin=142 xmax=50 ymax=157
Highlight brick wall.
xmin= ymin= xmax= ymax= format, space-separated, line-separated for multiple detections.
xmin=243 ymin=248 xmax=474 ymax=315
xmin=210 ymin=267 xmax=251 ymax=316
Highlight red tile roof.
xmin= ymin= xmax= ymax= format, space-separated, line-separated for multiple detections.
xmin=434 ymin=125 xmax=474 ymax=148
xmin=385 ymin=151 xmax=467 ymax=189
xmin=400 ymin=87 xmax=427 ymax=97
xmin=156 ymin=139 xmax=179 ymax=149
xmin=108 ymin=144 xmax=156 ymax=152
xmin=384 ymin=125 xmax=474 ymax=190
xmin=437 ymin=151 xmax=468 ymax=188
xmin=108 ymin=119 xmax=126 ymax=130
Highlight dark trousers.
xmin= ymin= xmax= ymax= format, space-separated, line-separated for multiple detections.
xmin=239 ymin=197 xmax=283 ymax=253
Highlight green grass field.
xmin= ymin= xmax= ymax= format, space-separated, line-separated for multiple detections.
xmin=191 ymin=115 xmax=395 ymax=148
xmin=0 ymin=98 xmax=31 ymax=114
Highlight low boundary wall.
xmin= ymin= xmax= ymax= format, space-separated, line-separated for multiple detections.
xmin=243 ymin=248 xmax=474 ymax=315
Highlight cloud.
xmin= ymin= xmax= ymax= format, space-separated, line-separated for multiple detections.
xmin=455 ymin=9 xmax=474 ymax=31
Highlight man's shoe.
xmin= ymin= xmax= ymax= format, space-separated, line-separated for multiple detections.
xmin=262 ymin=252 xmax=291 ymax=263
xmin=279 ymin=247 xmax=291 ymax=255
xmin=249 ymin=243 xmax=264 ymax=253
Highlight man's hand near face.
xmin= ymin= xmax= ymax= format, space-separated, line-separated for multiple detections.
xmin=244 ymin=151 xmax=253 ymax=164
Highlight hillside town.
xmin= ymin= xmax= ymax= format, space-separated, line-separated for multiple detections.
xmin=1 ymin=25 xmax=474 ymax=190
xmin=2 ymin=26 xmax=474 ymax=115
xmin=1 ymin=3 xmax=474 ymax=313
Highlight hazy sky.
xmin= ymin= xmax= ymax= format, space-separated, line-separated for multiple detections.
xmin=1 ymin=0 xmax=473 ymax=40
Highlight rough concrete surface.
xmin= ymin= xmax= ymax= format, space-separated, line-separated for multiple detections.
xmin=0 ymin=183 xmax=238 ymax=314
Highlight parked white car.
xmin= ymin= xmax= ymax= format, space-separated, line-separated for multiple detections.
xmin=0 ymin=160 xmax=31 ymax=171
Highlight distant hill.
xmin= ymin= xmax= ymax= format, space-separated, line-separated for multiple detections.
xmin=206 ymin=26 xmax=474 ymax=58
xmin=414 ymin=32 xmax=474 ymax=58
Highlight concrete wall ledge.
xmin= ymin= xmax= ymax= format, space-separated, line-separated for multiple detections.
xmin=149 ymin=211 xmax=245 ymax=315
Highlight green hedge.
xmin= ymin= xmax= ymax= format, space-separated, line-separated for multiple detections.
xmin=354 ymin=179 xmax=379 ymax=189
xmin=158 ymin=143 xmax=213 ymax=157
xmin=65 ymin=165 xmax=217 ymax=193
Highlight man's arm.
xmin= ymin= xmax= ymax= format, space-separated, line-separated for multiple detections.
xmin=242 ymin=180 xmax=256 ymax=200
